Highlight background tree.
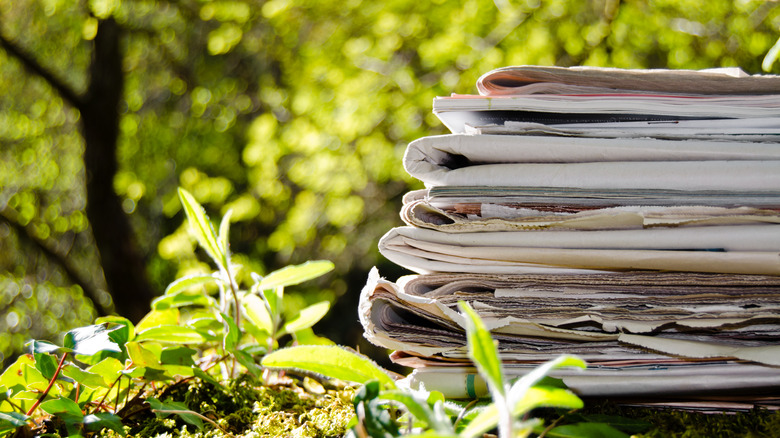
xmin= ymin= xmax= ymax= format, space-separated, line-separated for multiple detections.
xmin=2 ymin=0 xmax=780 ymax=366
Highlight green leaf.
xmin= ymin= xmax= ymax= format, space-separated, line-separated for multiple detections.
xmin=241 ymin=343 xmax=268 ymax=356
xmin=763 ymin=35 xmax=780 ymax=72
xmin=218 ymin=209 xmax=232 ymax=262
xmin=262 ymin=287 xmax=282 ymax=324
xmin=262 ymin=345 xmax=395 ymax=388
xmin=561 ymin=414 xmax=652 ymax=435
xmin=188 ymin=312 xmax=224 ymax=339
xmin=134 ymin=326 xmax=206 ymax=344
xmin=507 ymin=355 xmax=585 ymax=409
xmin=86 ymin=357 xmax=124 ymax=385
xmin=292 ymin=327 xmax=335 ymax=346
xmin=152 ymin=290 xmax=218 ymax=310
xmin=0 ymin=411 xmax=29 ymax=436
xmin=282 ymin=300 xmax=330 ymax=334
xmin=243 ymin=294 xmax=274 ymax=334
xmin=352 ymin=381 xmax=399 ymax=438
xmin=159 ymin=346 xmax=197 ymax=366
xmin=178 ymin=187 xmax=224 ymax=267
xmin=458 ymin=403 xmax=500 ymax=438
xmin=95 ymin=316 xmax=134 ymax=338
xmin=242 ymin=319 xmax=271 ymax=347
xmin=125 ymin=341 xmax=161 ymax=369
xmin=378 ymin=390 xmax=454 ymax=434
xmin=459 ymin=386 xmax=583 ymax=438
xmin=40 ymin=397 xmax=83 ymax=424
xmin=1 ymin=356 xmax=48 ymax=394
xmin=547 ymin=422 xmax=630 ymax=438
xmin=63 ymin=324 xmax=122 ymax=357
xmin=221 ymin=312 xmax=240 ymax=351
xmin=536 ymin=375 xmax=568 ymax=389
xmin=83 ymin=412 xmax=125 ymax=435
xmin=62 ymin=364 xmax=109 ymax=389
xmin=256 ymin=260 xmax=334 ymax=290
xmin=513 ymin=386 xmax=583 ymax=415
xmin=402 ymin=433 xmax=459 ymax=438
xmin=193 ymin=367 xmax=223 ymax=389
xmin=28 ymin=340 xmax=61 ymax=355
xmin=128 ymin=366 xmax=170 ymax=381
xmin=159 ymin=364 xmax=197 ymax=379
xmin=164 ymin=273 xmax=218 ymax=296
xmin=134 ymin=308 xmax=180 ymax=333
xmin=5 ymin=390 xmax=43 ymax=415
xmin=34 ymin=353 xmax=60 ymax=381
xmin=378 ymin=390 xmax=435 ymax=427
xmin=458 ymin=301 xmax=504 ymax=397
xmin=233 ymin=349 xmax=263 ymax=379
xmin=148 ymin=397 xmax=204 ymax=429
xmin=91 ymin=316 xmax=134 ymax=363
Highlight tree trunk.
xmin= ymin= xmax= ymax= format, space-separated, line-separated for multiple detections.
xmin=81 ymin=18 xmax=155 ymax=322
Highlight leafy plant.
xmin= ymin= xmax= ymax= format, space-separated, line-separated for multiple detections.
xmin=0 ymin=187 xmax=650 ymax=437
xmin=0 ymin=188 xmax=337 ymax=436
xmin=0 ymin=323 xmax=130 ymax=436
xmin=153 ymin=188 xmax=335 ymax=372
xmin=263 ymin=301 xmax=593 ymax=438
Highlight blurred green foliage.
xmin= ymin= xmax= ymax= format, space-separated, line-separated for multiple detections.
xmin=2 ymin=0 xmax=780 ymax=366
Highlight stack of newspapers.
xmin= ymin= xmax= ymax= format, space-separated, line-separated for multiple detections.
xmin=359 ymin=66 xmax=780 ymax=408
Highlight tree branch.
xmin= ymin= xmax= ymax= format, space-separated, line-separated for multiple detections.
xmin=0 ymin=209 xmax=110 ymax=317
xmin=0 ymin=31 xmax=85 ymax=110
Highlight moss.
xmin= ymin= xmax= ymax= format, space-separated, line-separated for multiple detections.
xmin=68 ymin=372 xmax=780 ymax=438
xmin=222 ymin=407 xmax=256 ymax=433
xmin=632 ymin=408 xmax=780 ymax=438
xmin=249 ymin=384 xmax=355 ymax=437
xmin=129 ymin=416 xmax=179 ymax=438
xmin=93 ymin=374 xmax=354 ymax=438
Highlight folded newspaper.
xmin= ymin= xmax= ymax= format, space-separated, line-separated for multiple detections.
xmin=359 ymin=268 xmax=780 ymax=399
xmin=362 ymin=65 xmax=780 ymax=407
xmin=402 ymin=189 xmax=780 ymax=232
xmin=435 ymin=66 xmax=780 ymax=133
xmin=379 ymin=225 xmax=780 ymax=275
xmin=474 ymin=66 xmax=780 ymax=96
xmin=404 ymin=134 xmax=780 ymax=190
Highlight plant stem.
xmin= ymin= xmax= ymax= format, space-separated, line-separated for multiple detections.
xmin=96 ymin=373 xmax=124 ymax=414
xmin=26 ymin=352 xmax=68 ymax=416
xmin=114 ymin=374 xmax=122 ymax=414
xmin=495 ymin=392 xmax=513 ymax=438
xmin=453 ymin=398 xmax=480 ymax=429
xmin=536 ymin=409 xmax=576 ymax=438
xmin=152 ymin=409 xmax=234 ymax=436
xmin=223 ymin=265 xmax=240 ymax=377
xmin=221 ymin=261 xmax=240 ymax=331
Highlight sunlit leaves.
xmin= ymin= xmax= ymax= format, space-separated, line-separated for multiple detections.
xmin=178 ymin=188 xmax=225 ymax=268
xmin=243 ymin=293 xmax=274 ymax=334
xmin=0 ymin=412 xmax=28 ymax=436
xmin=255 ymin=260 xmax=335 ymax=291
xmin=262 ymin=345 xmax=395 ymax=388
xmin=163 ymin=273 xmax=218 ymax=297
xmin=6 ymin=0 xmax=780 ymax=366
xmin=282 ymin=300 xmax=330 ymax=334
xmin=147 ymin=397 xmax=205 ymax=430
xmin=134 ymin=326 xmax=206 ymax=344
xmin=458 ymin=301 xmax=504 ymax=399
xmin=39 ymin=397 xmax=83 ymax=424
